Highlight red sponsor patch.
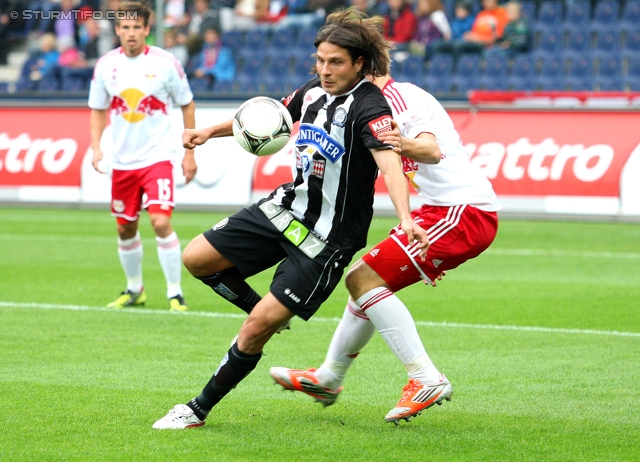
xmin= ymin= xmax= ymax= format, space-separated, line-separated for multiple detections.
xmin=282 ymin=90 xmax=298 ymax=107
xmin=368 ymin=115 xmax=393 ymax=139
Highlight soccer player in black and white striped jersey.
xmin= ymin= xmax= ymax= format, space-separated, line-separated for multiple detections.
xmin=152 ymin=9 xmax=430 ymax=429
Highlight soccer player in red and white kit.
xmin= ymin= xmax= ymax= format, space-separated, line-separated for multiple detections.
xmin=270 ymin=73 xmax=501 ymax=424
xmin=88 ymin=2 xmax=196 ymax=311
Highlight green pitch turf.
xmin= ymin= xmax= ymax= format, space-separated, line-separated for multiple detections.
xmin=1 ymin=206 xmax=639 ymax=461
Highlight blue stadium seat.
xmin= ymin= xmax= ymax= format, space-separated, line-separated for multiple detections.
xmin=532 ymin=30 xmax=563 ymax=62
xmin=0 ymin=82 xmax=8 ymax=93
xmin=590 ymin=0 xmax=620 ymax=33
xmin=297 ymin=25 xmax=318 ymax=50
xmin=595 ymin=55 xmax=622 ymax=79
xmin=38 ymin=74 xmax=60 ymax=92
xmin=237 ymin=80 xmax=261 ymax=94
xmin=189 ymin=77 xmax=211 ymax=92
xmin=482 ymin=53 xmax=509 ymax=79
xmin=271 ymin=26 xmax=296 ymax=50
xmin=594 ymin=76 xmax=624 ymax=91
xmin=264 ymin=79 xmax=289 ymax=95
xmin=565 ymin=53 xmax=593 ymax=79
xmin=622 ymin=30 xmax=640 ymax=60
xmin=454 ymin=53 xmax=481 ymax=77
xmin=478 ymin=76 xmax=510 ymax=90
xmin=452 ymin=54 xmax=481 ymax=93
xmin=563 ymin=28 xmax=590 ymax=57
xmin=538 ymin=54 xmax=564 ymax=81
xmin=563 ymin=0 xmax=591 ymax=30
xmin=519 ymin=0 xmax=536 ymax=22
xmin=534 ymin=76 xmax=565 ymax=91
xmin=292 ymin=54 xmax=316 ymax=78
xmin=221 ymin=30 xmax=244 ymax=51
xmin=533 ymin=1 xmax=564 ymax=36
xmin=422 ymin=76 xmax=454 ymax=94
xmin=626 ymin=52 xmax=640 ymax=79
xmin=592 ymin=28 xmax=622 ymax=63
xmin=244 ymin=29 xmax=269 ymax=51
xmin=508 ymin=54 xmax=536 ymax=90
xmin=427 ymin=53 xmax=454 ymax=77
xmin=212 ymin=80 xmax=234 ymax=93
xmin=564 ymin=75 xmax=593 ymax=91
xmin=238 ymin=54 xmax=268 ymax=76
xmin=397 ymin=55 xmax=426 ymax=81
xmin=620 ymin=0 xmax=640 ymax=33
xmin=266 ymin=52 xmax=292 ymax=78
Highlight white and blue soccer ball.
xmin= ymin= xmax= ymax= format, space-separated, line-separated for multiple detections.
xmin=232 ymin=96 xmax=293 ymax=156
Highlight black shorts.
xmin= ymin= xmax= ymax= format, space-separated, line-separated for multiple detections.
xmin=203 ymin=202 xmax=356 ymax=320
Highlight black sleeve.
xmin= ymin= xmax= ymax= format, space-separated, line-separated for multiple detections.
xmin=355 ymin=84 xmax=394 ymax=151
xmin=280 ymin=77 xmax=320 ymax=124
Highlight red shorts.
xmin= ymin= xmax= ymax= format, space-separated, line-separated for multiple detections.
xmin=111 ymin=161 xmax=175 ymax=223
xmin=362 ymin=204 xmax=498 ymax=292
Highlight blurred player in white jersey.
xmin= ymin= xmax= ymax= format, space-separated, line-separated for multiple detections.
xmin=270 ymin=73 xmax=501 ymax=424
xmin=88 ymin=1 xmax=196 ymax=312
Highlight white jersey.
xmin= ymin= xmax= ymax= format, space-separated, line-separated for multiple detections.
xmin=381 ymin=80 xmax=501 ymax=212
xmin=88 ymin=45 xmax=193 ymax=170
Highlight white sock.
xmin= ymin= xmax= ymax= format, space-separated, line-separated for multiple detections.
xmin=316 ymin=299 xmax=376 ymax=390
xmin=118 ymin=232 xmax=143 ymax=294
xmin=356 ymin=287 xmax=442 ymax=384
xmin=156 ymin=231 xmax=183 ymax=299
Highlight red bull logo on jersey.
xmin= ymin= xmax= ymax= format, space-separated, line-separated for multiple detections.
xmin=296 ymin=124 xmax=345 ymax=164
xmin=110 ymin=88 xmax=168 ymax=123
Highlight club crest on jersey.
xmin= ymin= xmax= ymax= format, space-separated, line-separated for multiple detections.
xmin=112 ymin=199 xmax=125 ymax=213
xmin=368 ymin=115 xmax=393 ymax=139
xmin=332 ymin=107 xmax=347 ymax=127
xmin=296 ymin=146 xmax=327 ymax=179
xmin=296 ymin=123 xmax=345 ymax=164
xmin=432 ymin=259 xmax=443 ymax=268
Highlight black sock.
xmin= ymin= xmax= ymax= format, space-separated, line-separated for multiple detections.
xmin=187 ymin=343 xmax=262 ymax=418
xmin=197 ymin=268 xmax=261 ymax=314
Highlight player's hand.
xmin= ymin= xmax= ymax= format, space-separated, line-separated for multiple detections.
xmin=182 ymin=128 xmax=210 ymax=149
xmin=399 ymin=217 xmax=430 ymax=260
xmin=91 ymin=147 xmax=105 ymax=174
xmin=377 ymin=120 xmax=403 ymax=153
xmin=427 ymin=271 xmax=446 ymax=287
xmin=182 ymin=150 xmax=197 ymax=184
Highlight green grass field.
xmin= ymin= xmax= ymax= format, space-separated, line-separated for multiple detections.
xmin=1 ymin=206 xmax=639 ymax=461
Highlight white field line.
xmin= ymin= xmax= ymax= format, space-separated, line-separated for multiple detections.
xmin=2 ymin=301 xmax=639 ymax=338
xmin=2 ymin=233 xmax=640 ymax=260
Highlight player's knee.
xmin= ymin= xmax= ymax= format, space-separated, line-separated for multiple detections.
xmin=345 ymin=262 xmax=366 ymax=296
xmin=150 ymin=214 xmax=171 ymax=235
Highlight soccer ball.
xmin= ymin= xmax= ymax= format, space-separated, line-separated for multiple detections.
xmin=232 ymin=96 xmax=293 ymax=156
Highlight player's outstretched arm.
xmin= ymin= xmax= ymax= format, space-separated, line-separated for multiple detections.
xmin=376 ymin=121 xmax=441 ymax=164
xmin=371 ymin=147 xmax=430 ymax=259
xmin=182 ymin=119 xmax=234 ymax=149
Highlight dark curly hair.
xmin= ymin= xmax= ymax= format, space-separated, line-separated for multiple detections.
xmin=312 ymin=8 xmax=392 ymax=78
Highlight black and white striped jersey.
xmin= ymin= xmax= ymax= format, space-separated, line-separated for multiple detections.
xmin=268 ymin=77 xmax=394 ymax=252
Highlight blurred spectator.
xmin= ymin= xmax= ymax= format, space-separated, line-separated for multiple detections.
xmin=1 ymin=0 xmax=27 ymax=64
xmin=305 ymin=0 xmax=347 ymax=21
xmin=368 ymin=0 xmax=389 ymax=17
xmin=52 ymin=0 xmax=80 ymax=47
xmin=78 ymin=17 xmax=112 ymax=65
xmin=487 ymin=0 xmax=528 ymax=58
xmin=164 ymin=0 xmax=187 ymax=28
xmin=28 ymin=32 xmax=59 ymax=81
xmin=188 ymin=0 xmax=220 ymax=35
xmin=349 ymin=0 xmax=371 ymax=14
xmin=383 ymin=0 xmax=417 ymax=54
xmin=434 ymin=0 xmax=506 ymax=57
xmin=449 ymin=0 xmax=474 ymax=41
xmin=410 ymin=0 xmax=451 ymax=59
xmin=461 ymin=0 xmax=508 ymax=50
xmin=164 ymin=26 xmax=189 ymax=66
xmin=191 ymin=26 xmax=235 ymax=83
xmin=57 ymin=34 xmax=83 ymax=67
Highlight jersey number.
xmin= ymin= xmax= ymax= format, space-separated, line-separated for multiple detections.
xmin=157 ymin=178 xmax=171 ymax=201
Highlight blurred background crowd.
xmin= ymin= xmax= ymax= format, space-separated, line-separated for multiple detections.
xmin=0 ymin=0 xmax=637 ymax=94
